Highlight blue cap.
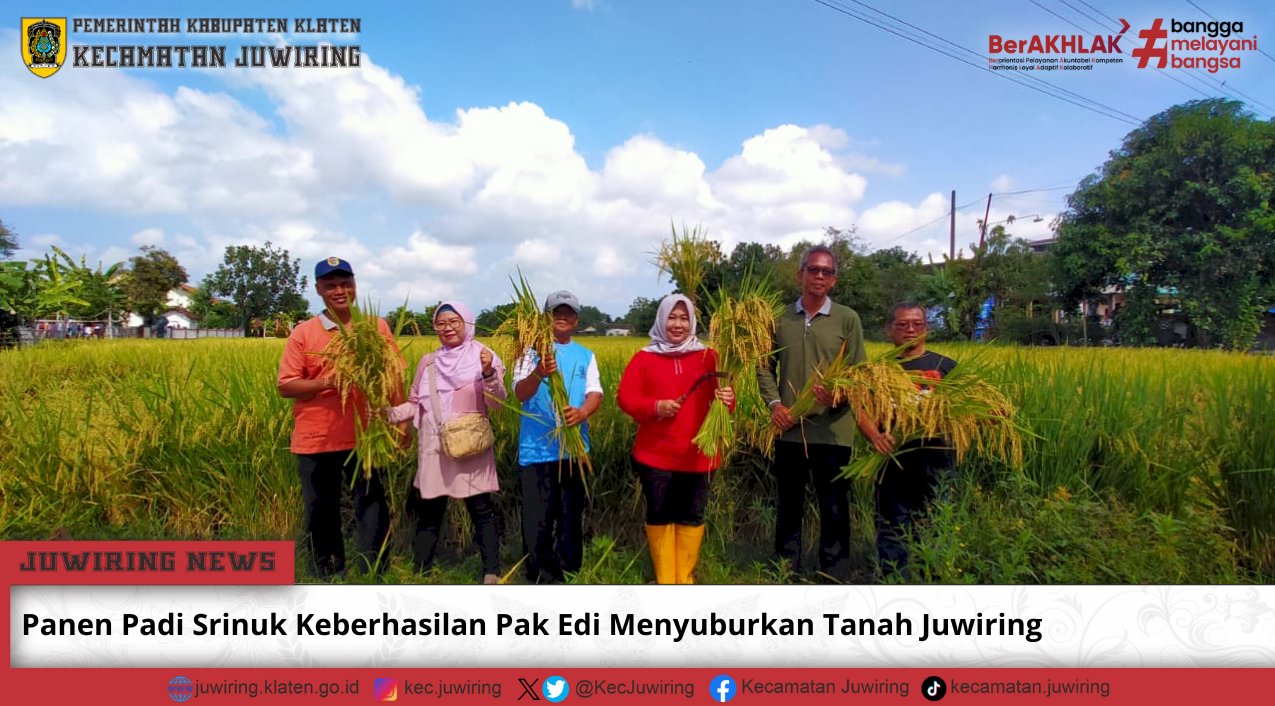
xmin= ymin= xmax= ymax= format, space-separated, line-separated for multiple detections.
xmin=315 ymin=256 xmax=354 ymax=278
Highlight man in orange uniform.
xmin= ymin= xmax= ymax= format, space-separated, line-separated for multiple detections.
xmin=277 ymin=257 xmax=397 ymax=577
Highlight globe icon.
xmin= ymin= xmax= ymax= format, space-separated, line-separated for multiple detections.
xmin=168 ymin=675 xmax=194 ymax=703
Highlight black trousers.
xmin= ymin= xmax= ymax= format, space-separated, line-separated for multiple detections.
xmin=876 ymin=442 xmax=953 ymax=576
xmin=771 ymin=440 xmax=854 ymax=580
xmin=296 ymin=451 xmax=389 ymax=577
xmin=407 ymin=492 xmax=500 ymax=576
xmin=634 ymin=459 xmax=711 ymax=526
xmin=519 ymin=460 xmax=586 ymax=584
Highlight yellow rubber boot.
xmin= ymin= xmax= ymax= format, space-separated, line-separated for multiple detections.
xmin=674 ymin=524 xmax=706 ymax=585
xmin=645 ymin=524 xmax=676 ymax=584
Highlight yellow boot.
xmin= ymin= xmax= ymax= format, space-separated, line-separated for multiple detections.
xmin=645 ymin=524 xmax=676 ymax=584
xmin=674 ymin=524 xmax=706 ymax=585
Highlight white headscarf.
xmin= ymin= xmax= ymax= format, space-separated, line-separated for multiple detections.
xmin=643 ymin=293 xmax=707 ymax=355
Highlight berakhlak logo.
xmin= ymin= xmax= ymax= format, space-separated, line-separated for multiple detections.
xmin=373 ymin=678 xmax=398 ymax=702
xmin=21 ymin=17 xmax=67 ymax=78
xmin=1132 ymin=18 xmax=1170 ymax=68
xmin=709 ymin=674 xmax=736 ymax=703
xmin=167 ymin=675 xmax=194 ymax=703
xmin=542 ymin=675 xmax=569 ymax=702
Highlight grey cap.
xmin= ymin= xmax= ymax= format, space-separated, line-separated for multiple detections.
xmin=544 ymin=290 xmax=580 ymax=314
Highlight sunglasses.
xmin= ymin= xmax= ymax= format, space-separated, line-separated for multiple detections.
xmin=804 ymin=266 xmax=837 ymax=278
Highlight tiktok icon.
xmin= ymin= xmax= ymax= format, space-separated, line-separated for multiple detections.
xmin=922 ymin=675 xmax=948 ymax=701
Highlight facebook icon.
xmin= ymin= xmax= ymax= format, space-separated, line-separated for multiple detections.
xmin=709 ymin=675 xmax=736 ymax=703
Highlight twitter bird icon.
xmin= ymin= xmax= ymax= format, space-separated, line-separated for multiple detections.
xmin=542 ymin=675 xmax=569 ymax=702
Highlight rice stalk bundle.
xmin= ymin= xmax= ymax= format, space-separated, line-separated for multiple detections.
xmin=653 ymin=222 xmax=717 ymax=306
xmin=492 ymin=272 xmax=592 ymax=473
xmin=694 ymin=274 xmax=782 ymax=460
xmin=836 ymin=347 xmax=1026 ymax=482
xmin=920 ymin=367 xmax=1024 ymax=467
xmin=316 ymin=299 xmax=407 ymax=479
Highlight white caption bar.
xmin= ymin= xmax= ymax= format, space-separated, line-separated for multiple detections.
xmin=12 ymin=585 xmax=1275 ymax=667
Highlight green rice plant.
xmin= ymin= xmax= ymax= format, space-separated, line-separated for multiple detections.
xmin=652 ymin=222 xmax=717 ymax=306
xmin=1195 ymin=359 xmax=1275 ymax=573
xmin=1 ymin=334 xmax=1269 ymax=584
xmin=492 ymin=272 xmax=592 ymax=473
xmin=694 ymin=272 xmax=783 ymax=459
xmin=775 ymin=340 xmax=1025 ymax=482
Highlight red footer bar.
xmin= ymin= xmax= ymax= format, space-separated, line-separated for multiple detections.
xmin=3 ymin=668 xmax=1267 ymax=705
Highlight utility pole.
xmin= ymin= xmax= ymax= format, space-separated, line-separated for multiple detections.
xmin=949 ymin=190 xmax=956 ymax=260
xmin=978 ymin=192 xmax=993 ymax=248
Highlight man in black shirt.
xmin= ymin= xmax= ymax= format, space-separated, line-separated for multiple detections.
xmin=871 ymin=302 xmax=956 ymax=578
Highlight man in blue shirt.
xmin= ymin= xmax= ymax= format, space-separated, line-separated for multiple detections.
xmin=512 ymin=291 xmax=604 ymax=583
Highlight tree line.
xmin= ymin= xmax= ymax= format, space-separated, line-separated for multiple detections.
xmin=4 ymin=99 xmax=1270 ymax=349
xmin=0 ymin=235 xmax=310 ymax=339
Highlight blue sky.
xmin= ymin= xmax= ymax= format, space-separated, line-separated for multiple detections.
xmin=3 ymin=0 xmax=1272 ymax=318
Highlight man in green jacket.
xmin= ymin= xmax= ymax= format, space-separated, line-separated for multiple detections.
xmin=758 ymin=244 xmax=867 ymax=581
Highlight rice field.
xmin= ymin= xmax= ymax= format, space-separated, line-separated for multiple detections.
xmin=2 ymin=336 xmax=1272 ymax=584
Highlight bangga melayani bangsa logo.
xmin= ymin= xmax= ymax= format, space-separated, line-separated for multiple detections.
xmin=22 ymin=17 xmax=67 ymax=77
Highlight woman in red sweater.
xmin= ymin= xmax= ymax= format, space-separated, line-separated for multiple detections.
xmin=617 ymin=294 xmax=734 ymax=584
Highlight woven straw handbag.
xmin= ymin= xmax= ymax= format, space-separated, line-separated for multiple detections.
xmin=428 ymin=359 xmax=495 ymax=459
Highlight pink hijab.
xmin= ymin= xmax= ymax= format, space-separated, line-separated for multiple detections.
xmin=430 ymin=301 xmax=482 ymax=390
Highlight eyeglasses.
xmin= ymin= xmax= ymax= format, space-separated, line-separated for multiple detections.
xmin=892 ymin=321 xmax=927 ymax=330
xmin=804 ymin=266 xmax=837 ymax=278
xmin=435 ymin=319 xmax=465 ymax=331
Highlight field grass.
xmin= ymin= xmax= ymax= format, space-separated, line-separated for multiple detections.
xmin=2 ymin=336 xmax=1272 ymax=584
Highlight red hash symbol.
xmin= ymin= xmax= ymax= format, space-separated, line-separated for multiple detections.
xmin=1132 ymin=18 xmax=1168 ymax=68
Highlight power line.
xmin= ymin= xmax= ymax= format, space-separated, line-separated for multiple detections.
xmin=809 ymin=0 xmax=1142 ymax=126
xmin=1028 ymin=0 xmax=1093 ymax=35
xmin=1214 ymin=81 xmax=1275 ymax=115
xmin=995 ymin=184 xmax=1076 ymax=196
xmin=1164 ymin=1 xmax=1275 ymax=113
xmin=878 ymin=198 xmax=982 ymax=246
xmin=832 ymin=0 xmax=1144 ymax=123
xmin=1044 ymin=0 xmax=1266 ymax=115
xmin=1157 ymin=68 xmax=1216 ymax=99
xmin=1075 ymin=0 xmax=1118 ymax=25
xmin=1058 ymin=0 xmax=1109 ymax=30
xmin=1184 ymin=0 xmax=1217 ymax=20
xmin=1186 ymin=0 xmax=1275 ymax=64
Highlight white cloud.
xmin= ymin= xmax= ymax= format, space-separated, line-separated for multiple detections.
xmin=571 ymin=0 xmax=599 ymax=11
xmin=130 ymin=228 xmax=165 ymax=246
xmin=0 ymin=56 xmax=319 ymax=217
xmin=29 ymin=234 xmax=64 ymax=248
xmin=856 ymin=192 xmax=1058 ymax=262
xmin=600 ymin=135 xmax=719 ymax=210
xmin=381 ymin=230 xmax=478 ymax=276
xmin=0 ymin=34 xmax=928 ymax=316
xmin=99 ymin=246 xmax=132 ymax=267
xmin=991 ymin=174 xmax=1015 ymax=192
xmin=594 ymin=246 xmax=636 ymax=277
xmin=513 ymin=239 xmax=560 ymax=268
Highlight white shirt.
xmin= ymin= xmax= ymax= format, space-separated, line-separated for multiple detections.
xmin=513 ymin=346 xmax=603 ymax=395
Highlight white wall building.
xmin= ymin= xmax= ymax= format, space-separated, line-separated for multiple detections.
xmin=126 ymin=285 xmax=204 ymax=328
